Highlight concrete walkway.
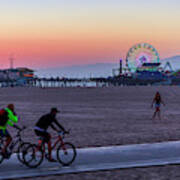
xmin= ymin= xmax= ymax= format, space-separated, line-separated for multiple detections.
xmin=1 ymin=141 xmax=180 ymax=179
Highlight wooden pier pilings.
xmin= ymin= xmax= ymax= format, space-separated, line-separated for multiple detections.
xmin=0 ymin=77 xmax=109 ymax=88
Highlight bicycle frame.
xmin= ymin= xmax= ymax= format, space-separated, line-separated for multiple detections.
xmin=39 ymin=133 xmax=67 ymax=154
xmin=0 ymin=128 xmax=25 ymax=154
xmin=9 ymin=134 xmax=24 ymax=153
xmin=52 ymin=134 xmax=66 ymax=150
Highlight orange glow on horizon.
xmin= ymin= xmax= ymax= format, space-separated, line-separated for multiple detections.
xmin=0 ymin=36 xmax=178 ymax=69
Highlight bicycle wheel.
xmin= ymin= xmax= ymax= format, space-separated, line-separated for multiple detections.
xmin=56 ymin=142 xmax=77 ymax=166
xmin=17 ymin=142 xmax=31 ymax=164
xmin=23 ymin=144 xmax=44 ymax=168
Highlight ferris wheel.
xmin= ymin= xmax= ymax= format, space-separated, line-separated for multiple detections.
xmin=126 ymin=43 xmax=160 ymax=71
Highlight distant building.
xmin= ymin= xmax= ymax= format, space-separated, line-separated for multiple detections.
xmin=16 ymin=67 xmax=34 ymax=78
xmin=0 ymin=67 xmax=35 ymax=86
xmin=136 ymin=63 xmax=161 ymax=72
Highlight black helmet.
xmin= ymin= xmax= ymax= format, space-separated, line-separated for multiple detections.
xmin=51 ymin=107 xmax=60 ymax=113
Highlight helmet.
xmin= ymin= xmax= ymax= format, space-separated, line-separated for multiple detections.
xmin=7 ymin=104 xmax=14 ymax=111
xmin=51 ymin=107 xmax=60 ymax=113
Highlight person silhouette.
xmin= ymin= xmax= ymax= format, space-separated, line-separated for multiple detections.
xmin=151 ymin=91 xmax=165 ymax=121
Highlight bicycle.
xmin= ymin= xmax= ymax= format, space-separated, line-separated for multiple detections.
xmin=0 ymin=126 xmax=31 ymax=165
xmin=23 ymin=130 xmax=77 ymax=168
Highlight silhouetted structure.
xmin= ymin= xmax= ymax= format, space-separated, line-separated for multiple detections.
xmin=0 ymin=68 xmax=35 ymax=87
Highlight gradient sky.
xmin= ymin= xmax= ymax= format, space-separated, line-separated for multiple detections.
xmin=0 ymin=0 xmax=179 ymax=69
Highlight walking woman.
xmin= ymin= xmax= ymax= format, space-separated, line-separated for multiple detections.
xmin=151 ymin=91 xmax=165 ymax=120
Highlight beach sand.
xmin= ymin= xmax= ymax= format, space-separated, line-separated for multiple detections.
xmin=2 ymin=86 xmax=180 ymax=180
xmin=19 ymin=165 xmax=180 ymax=180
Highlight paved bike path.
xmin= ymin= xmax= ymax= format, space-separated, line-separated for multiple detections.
xmin=1 ymin=141 xmax=180 ymax=179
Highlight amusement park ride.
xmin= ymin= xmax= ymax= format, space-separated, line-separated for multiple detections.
xmin=112 ymin=43 xmax=175 ymax=79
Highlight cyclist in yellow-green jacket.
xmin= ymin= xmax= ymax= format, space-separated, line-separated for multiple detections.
xmin=0 ymin=104 xmax=20 ymax=157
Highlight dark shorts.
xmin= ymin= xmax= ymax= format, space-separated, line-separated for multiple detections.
xmin=0 ymin=129 xmax=11 ymax=138
xmin=34 ymin=129 xmax=51 ymax=143
xmin=155 ymin=103 xmax=160 ymax=111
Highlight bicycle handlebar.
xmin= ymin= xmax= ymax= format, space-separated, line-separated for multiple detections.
xmin=58 ymin=129 xmax=70 ymax=136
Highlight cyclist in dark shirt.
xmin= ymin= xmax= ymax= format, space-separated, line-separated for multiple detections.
xmin=151 ymin=91 xmax=165 ymax=120
xmin=34 ymin=107 xmax=67 ymax=162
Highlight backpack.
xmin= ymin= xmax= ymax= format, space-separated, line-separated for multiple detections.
xmin=0 ymin=109 xmax=8 ymax=126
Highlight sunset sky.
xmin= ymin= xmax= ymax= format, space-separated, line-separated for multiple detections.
xmin=0 ymin=0 xmax=179 ymax=69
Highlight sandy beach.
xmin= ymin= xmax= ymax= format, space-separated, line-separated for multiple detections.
xmin=2 ymin=86 xmax=180 ymax=180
